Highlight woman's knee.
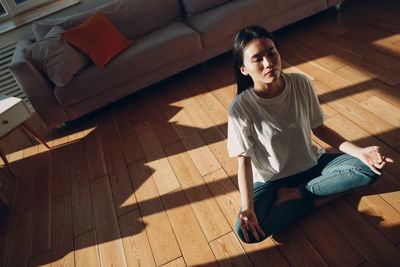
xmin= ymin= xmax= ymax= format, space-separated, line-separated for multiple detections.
xmin=335 ymin=155 xmax=381 ymax=186
xmin=356 ymin=160 xmax=381 ymax=185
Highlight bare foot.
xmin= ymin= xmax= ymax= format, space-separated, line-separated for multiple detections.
xmin=273 ymin=187 xmax=301 ymax=206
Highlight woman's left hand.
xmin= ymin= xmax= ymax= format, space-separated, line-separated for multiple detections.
xmin=357 ymin=146 xmax=394 ymax=175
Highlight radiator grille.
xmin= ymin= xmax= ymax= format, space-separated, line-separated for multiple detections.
xmin=0 ymin=42 xmax=33 ymax=111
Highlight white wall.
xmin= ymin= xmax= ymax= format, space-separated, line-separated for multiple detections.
xmin=0 ymin=0 xmax=111 ymax=47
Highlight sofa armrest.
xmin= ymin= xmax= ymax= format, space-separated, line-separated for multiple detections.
xmin=8 ymin=38 xmax=68 ymax=128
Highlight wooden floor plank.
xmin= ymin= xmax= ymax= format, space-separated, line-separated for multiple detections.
xmin=118 ymin=209 xmax=156 ymax=267
xmin=169 ymin=79 xmax=237 ymax=184
xmin=113 ymin=104 xmax=145 ymax=164
xmin=209 ymin=232 xmax=253 ymax=267
xmin=165 ymin=141 xmax=231 ymax=242
xmin=249 ymin=237 xmax=290 ymax=267
xmin=134 ymin=121 xmax=180 ymax=196
xmin=370 ymin=172 xmax=400 ymax=214
xmin=323 ymin=114 xmax=400 ymax=178
xmin=364 ymin=51 xmax=400 ymax=76
xmin=319 ymin=100 xmax=338 ymax=119
xmin=288 ymin=55 xmax=400 ymax=149
xmin=127 ymin=160 xmax=181 ymax=266
xmin=161 ymin=188 xmax=218 ymax=267
xmin=201 ymin=130 xmax=238 ymax=187
xmin=97 ymin=113 xmax=137 ymax=216
xmin=69 ymin=141 xmax=95 ymax=237
xmin=312 ymin=80 xmax=400 ymax=149
xmin=198 ymin=69 xmax=236 ymax=110
xmin=168 ymin=108 xmax=221 ymax=177
xmin=171 ymin=80 xmax=237 ymax=183
xmin=202 ymin=169 xmax=240 ymax=228
xmin=30 ymin=165 xmax=51 ymax=258
xmin=346 ymin=17 xmax=400 ymax=44
xmin=181 ymin=74 xmax=229 ymax=137
xmin=296 ymin=210 xmax=365 ymax=266
xmin=160 ymin=257 xmax=187 ymax=267
xmin=51 ymin=193 xmax=74 ymax=267
xmin=345 ymin=186 xmax=400 ymax=245
xmin=282 ymin=60 xmax=316 ymax=81
xmin=273 ymin=225 xmax=328 ymax=267
xmin=169 ymin=82 xmax=215 ymax=130
xmin=7 ymin=210 xmax=32 ymax=267
xmin=308 ymin=27 xmax=373 ymax=58
xmin=84 ymin=129 xmax=107 ymax=181
xmin=74 ymin=230 xmax=101 ymax=267
xmin=297 ymin=39 xmax=400 ymax=86
xmin=29 ymin=250 xmax=51 ymax=267
xmin=15 ymin=157 xmax=39 ymax=213
xmin=90 ymin=175 xmax=127 ymax=267
xmin=0 ymin=183 xmax=17 ymax=267
xmin=207 ymin=56 xmax=236 ymax=87
xmin=359 ymin=95 xmax=400 ymax=131
xmin=279 ymin=37 xmax=344 ymax=72
xmin=124 ymin=91 xmax=149 ymax=126
xmin=333 ymin=65 xmax=400 ymax=108
xmin=143 ymin=85 xmax=182 ymax=148
xmin=51 ymin=145 xmax=71 ymax=198
xmin=333 ymin=48 xmax=400 ymax=86
xmin=322 ymin=198 xmax=400 ymax=266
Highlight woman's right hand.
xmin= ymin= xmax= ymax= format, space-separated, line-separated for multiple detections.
xmin=239 ymin=209 xmax=265 ymax=243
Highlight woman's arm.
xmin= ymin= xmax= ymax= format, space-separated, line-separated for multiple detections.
xmin=237 ymin=156 xmax=265 ymax=242
xmin=312 ymin=124 xmax=393 ymax=174
xmin=238 ymin=156 xmax=254 ymax=211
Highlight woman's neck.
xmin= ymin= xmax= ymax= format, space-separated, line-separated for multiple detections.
xmin=252 ymin=76 xmax=285 ymax=99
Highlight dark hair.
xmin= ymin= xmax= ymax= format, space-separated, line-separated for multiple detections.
xmin=233 ymin=26 xmax=278 ymax=95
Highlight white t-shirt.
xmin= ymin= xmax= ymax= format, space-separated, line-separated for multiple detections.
xmin=227 ymin=73 xmax=326 ymax=183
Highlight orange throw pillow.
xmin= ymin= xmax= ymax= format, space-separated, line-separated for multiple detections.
xmin=61 ymin=11 xmax=133 ymax=69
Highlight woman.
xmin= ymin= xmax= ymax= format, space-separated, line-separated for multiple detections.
xmin=227 ymin=26 xmax=394 ymax=244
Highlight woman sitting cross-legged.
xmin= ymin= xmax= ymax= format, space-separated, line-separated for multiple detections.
xmin=228 ymin=26 xmax=394 ymax=243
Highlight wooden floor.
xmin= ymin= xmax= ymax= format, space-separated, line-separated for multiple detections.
xmin=1 ymin=0 xmax=400 ymax=266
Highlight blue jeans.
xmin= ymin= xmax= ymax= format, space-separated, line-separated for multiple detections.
xmin=235 ymin=153 xmax=380 ymax=243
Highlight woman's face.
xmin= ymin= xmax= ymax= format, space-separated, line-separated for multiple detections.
xmin=240 ymin=37 xmax=282 ymax=88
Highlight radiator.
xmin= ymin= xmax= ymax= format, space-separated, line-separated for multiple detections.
xmin=0 ymin=42 xmax=33 ymax=111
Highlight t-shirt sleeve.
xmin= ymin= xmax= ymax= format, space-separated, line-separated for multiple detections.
xmin=306 ymin=78 xmax=327 ymax=129
xmin=227 ymin=104 xmax=254 ymax=158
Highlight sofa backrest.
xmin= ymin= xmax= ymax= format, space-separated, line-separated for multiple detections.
xmin=32 ymin=0 xmax=183 ymax=41
xmin=97 ymin=0 xmax=183 ymax=40
xmin=181 ymin=0 xmax=231 ymax=16
xmin=32 ymin=9 xmax=93 ymax=41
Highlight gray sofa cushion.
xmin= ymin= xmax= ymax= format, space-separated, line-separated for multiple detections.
xmin=181 ymin=0 xmax=231 ymax=16
xmin=97 ymin=0 xmax=183 ymax=40
xmin=186 ymin=0 xmax=277 ymax=48
xmin=24 ymin=26 xmax=90 ymax=87
xmin=55 ymin=22 xmax=202 ymax=106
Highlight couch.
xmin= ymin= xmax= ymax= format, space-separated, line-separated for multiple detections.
xmin=9 ymin=0 xmax=342 ymax=128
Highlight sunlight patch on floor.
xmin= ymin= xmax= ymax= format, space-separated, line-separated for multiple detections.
xmin=2 ymin=126 xmax=96 ymax=164
xmin=51 ymin=126 xmax=96 ymax=147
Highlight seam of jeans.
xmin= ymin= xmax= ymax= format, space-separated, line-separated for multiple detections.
xmin=306 ymin=168 xmax=360 ymax=188
xmin=322 ymin=165 xmax=363 ymax=174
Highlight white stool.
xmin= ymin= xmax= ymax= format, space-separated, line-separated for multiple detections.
xmin=0 ymin=95 xmax=49 ymax=177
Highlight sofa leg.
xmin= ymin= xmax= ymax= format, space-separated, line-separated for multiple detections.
xmin=335 ymin=1 xmax=344 ymax=11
